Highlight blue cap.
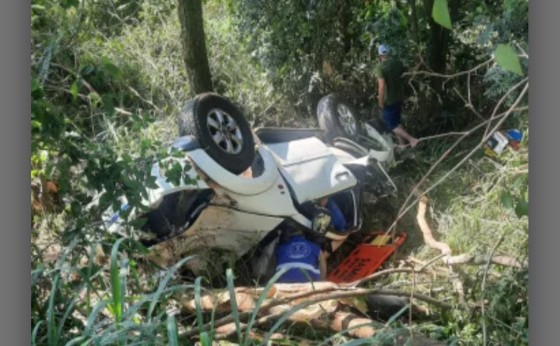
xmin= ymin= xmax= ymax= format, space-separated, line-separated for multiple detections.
xmin=378 ymin=44 xmax=390 ymax=55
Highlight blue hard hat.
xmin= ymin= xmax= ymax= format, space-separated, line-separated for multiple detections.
xmin=378 ymin=44 xmax=390 ymax=55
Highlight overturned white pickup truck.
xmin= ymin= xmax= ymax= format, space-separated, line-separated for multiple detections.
xmin=103 ymin=93 xmax=396 ymax=273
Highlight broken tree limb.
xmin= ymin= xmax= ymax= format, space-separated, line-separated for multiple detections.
xmin=416 ymin=196 xmax=464 ymax=302
xmin=416 ymin=196 xmax=451 ymax=255
xmin=181 ymin=282 xmax=452 ymax=339
xmin=416 ymin=196 xmax=527 ymax=269
xmin=444 ymin=254 xmax=527 ymax=268
xmin=215 ymin=312 xmax=444 ymax=345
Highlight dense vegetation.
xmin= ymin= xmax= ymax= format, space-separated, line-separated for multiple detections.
xmin=31 ymin=0 xmax=528 ymax=344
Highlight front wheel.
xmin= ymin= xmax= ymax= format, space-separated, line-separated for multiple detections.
xmin=178 ymin=93 xmax=255 ymax=175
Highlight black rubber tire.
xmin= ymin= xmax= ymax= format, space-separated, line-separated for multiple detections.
xmin=317 ymin=93 xmax=360 ymax=144
xmin=178 ymin=93 xmax=255 ymax=175
xmin=366 ymin=294 xmax=427 ymax=321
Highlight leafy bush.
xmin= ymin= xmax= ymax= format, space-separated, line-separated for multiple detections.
xmin=31 ymin=0 xmax=528 ymax=344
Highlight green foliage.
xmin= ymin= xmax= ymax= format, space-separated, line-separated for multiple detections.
xmin=31 ymin=0 xmax=528 ymax=344
xmin=495 ymin=44 xmax=523 ymax=76
xmin=233 ymin=0 xmax=377 ymax=113
xmin=31 ymin=1 xmax=199 ymax=344
xmin=432 ymin=0 xmax=452 ymax=29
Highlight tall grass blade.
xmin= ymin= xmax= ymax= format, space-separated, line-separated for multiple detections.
xmin=226 ymin=268 xmax=243 ymax=343
xmin=167 ymin=314 xmax=180 ymax=346
xmin=339 ymin=339 xmax=377 ymax=346
xmin=47 ymin=275 xmax=59 ymax=346
xmin=84 ymin=299 xmax=109 ymax=336
xmin=194 ymin=277 xmax=206 ymax=333
xmin=147 ymin=256 xmax=194 ymax=321
xmin=244 ymin=266 xmax=290 ymax=344
xmin=54 ymin=237 xmax=79 ymax=271
xmin=57 ymin=297 xmax=78 ymax=339
xmin=64 ymin=335 xmax=89 ymax=346
xmin=317 ymin=322 xmax=380 ymax=346
xmin=110 ymin=238 xmax=126 ymax=324
xmin=32 ymin=320 xmax=43 ymax=346
xmin=86 ymin=241 xmax=101 ymax=316
xmin=123 ymin=284 xmax=194 ymax=321
xmin=199 ymin=331 xmax=211 ymax=346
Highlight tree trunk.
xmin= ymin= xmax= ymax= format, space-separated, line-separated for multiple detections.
xmin=177 ymin=0 xmax=213 ymax=94
xmin=424 ymin=0 xmax=458 ymax=74
xmin=407 ymin=0 xmax=421 ymax=45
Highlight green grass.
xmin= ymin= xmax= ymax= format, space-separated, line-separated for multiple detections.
xmin=31 ymin=1 xmax=528 ymax=344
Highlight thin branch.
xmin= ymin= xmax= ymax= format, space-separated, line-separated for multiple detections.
xmin=50 ymin=62 xmax=98 ymax=95
xmin=282 ymin=268 xmax=418 ymax=301
xmin=444 ymin=254 xmax=526 ymax=268
xmin=419 ymin=131 xmax=468 ymax=141
xmin=404 ymin=58 xmax=493 ymax=80
xmin=419 ymin=254 xmax=447 ymax=271
xmin=386 ymin=82 xmax=528 ymax=235
xmin=515 ymin=42 xmax=529 ymax=59
xmin=453 ymin=87 xmax=485 ymax=121
xmin=483 ymin=77 xmax=529 ymax=138
xmin=127 ymin=86 xmax=162 ymax=112
xmin=467 ymin=73 xmax=472 ymax=107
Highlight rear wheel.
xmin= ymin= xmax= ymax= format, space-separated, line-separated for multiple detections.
xmin=332 ymin=138 xmax=369 ymax=158
xmin=317 ymin=93 xmax=360 ymax=144
xmin=178 ymin=93 xmax=255 ymax=174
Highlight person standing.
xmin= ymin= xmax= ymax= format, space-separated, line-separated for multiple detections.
xmin=375 ymin=44 xmax=419 ymax=148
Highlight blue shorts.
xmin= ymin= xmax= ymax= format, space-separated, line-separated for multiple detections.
xmin=382 ymin=101 xmax=403 ymax=131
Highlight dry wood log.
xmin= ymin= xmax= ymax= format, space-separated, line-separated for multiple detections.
xmin=416 ymin=196 xmax=526 ymax=268
xmin=181 ymin=281 xmax=451 ymax=344
xmin=444 ymin=254 xmax=527 ymax=268
xmin=416 ymin=196 xmax=451 ymax=255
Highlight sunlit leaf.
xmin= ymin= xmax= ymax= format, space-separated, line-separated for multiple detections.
xmin=515 ymin=199 xmax=529 ymax=218
xmin=500 ymin=192 xmax=514 ymax=209
xmin=495 ymin=44 xmax=523 ymax=76
xmin=70 ymin=81 xmax=79 ymax=101
xmin=432 ymin=0 xmax=452 ymax=29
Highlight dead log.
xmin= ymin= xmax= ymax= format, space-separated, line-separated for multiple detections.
xmin=181 ymin=281 xmax=450 ymax=343
xmin=416 ymin=196 xmax=526 ymax=268
xmin=444 ymin=254 xmax=527 ymax=268
xmin=416 ymin=196 xmax=451 ymax=255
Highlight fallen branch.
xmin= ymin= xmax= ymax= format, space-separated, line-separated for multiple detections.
xmin=444 ymin=254 xmax=526 ymax=268
xmin=415 ymin=197 xmax=526 ymax=268
xmin=411 ymin=254 xmax=525 ymax=269
xmin=181 ymin=282 xmax=451 ymax=338
xmin=416 ymin=196 xmax=451 ymax=255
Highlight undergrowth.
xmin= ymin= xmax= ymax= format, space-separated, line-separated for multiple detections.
xmin=31 ymin=0 xmax=528 ymax=345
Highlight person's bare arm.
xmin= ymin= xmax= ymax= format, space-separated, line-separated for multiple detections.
xmin=377 ymin=78 xmax=386 ymax=109
xmin=319 ymin=251 xmax=328 ymax=280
